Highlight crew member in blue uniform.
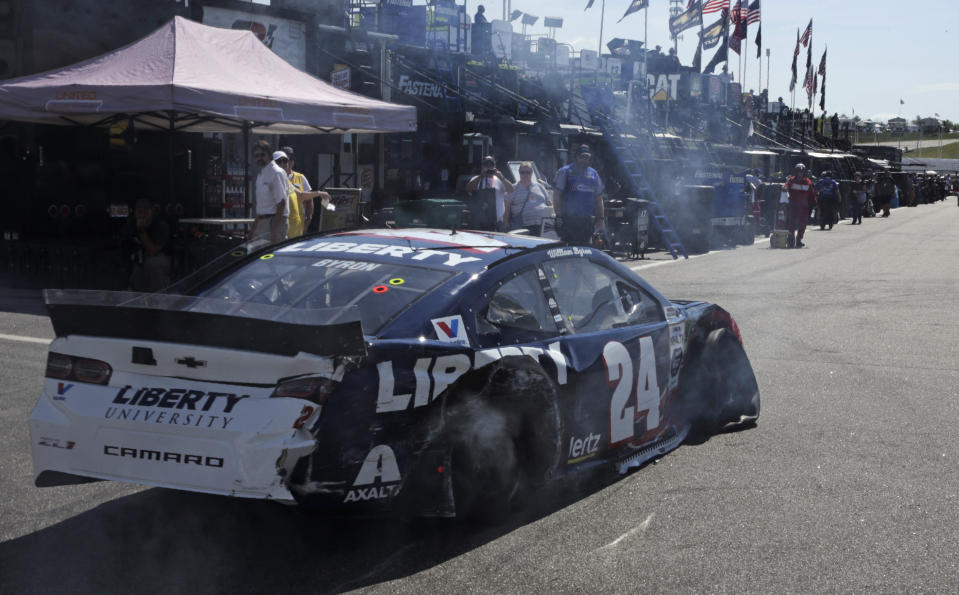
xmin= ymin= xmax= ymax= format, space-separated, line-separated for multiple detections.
xmin=553 ymin=144 xmax=606 ymax=244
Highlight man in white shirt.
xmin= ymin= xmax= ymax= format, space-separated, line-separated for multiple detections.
xmin=250 ymin=141 xmax=290 ymax=244
xmin=465 ymin=155 xmax=514 ymax=231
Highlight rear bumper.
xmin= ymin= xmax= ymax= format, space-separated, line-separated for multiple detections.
xmin=30 ymin=382 xmax=320 ymax=502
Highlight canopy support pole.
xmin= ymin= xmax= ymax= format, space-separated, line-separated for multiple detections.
xmin=244 ymin=123 xmax=251 ymax=218
xmin=168 ymin=111 xmax=176 ymax=204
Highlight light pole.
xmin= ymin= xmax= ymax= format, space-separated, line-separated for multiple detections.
xmin=765 ymin=48 xmax=770 ymax=96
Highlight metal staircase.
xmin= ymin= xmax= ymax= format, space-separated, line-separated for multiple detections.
xmin=590 ymin=107 xmax=688 ymax=260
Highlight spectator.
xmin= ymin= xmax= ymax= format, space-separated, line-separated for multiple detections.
xmin=473 ymin=4 xmax=488 ymax=24
xmin=278 ymin=146 xmax=330 ymax=237
xmin=466 ymin=155 xmax=514 ymax=231
xmin=553 ymin=144 xmax=605 ymax=245
xmin=814 ymin=170 xmax=840 ymax=230
xmin=875 ymin=173 xmax=895 ymax=217
xmin=784 ymin=163 xmax=816 ymax=248
xmin=505 ymin=161 xmax=552 ymax=236
xmin=850 ymin=172 xmax=866 ymax=224
xmin=250 ymin=140 xmax=290 ymax=244
xmin=126 ymin=198 xmax=171 ymax=291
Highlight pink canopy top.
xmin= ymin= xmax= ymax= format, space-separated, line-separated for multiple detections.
xmin=0 ymin=16 xmax=416 ymax=134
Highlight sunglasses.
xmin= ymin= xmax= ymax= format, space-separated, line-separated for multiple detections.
xmin=276 ymin=158 xmax=289 ymax=163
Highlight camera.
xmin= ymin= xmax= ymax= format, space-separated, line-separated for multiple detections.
xmin=486 ymin=168 xmax=495 ymax=174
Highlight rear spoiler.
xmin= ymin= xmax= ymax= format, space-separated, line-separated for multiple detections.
xmin=43 ymin=290 xmax=366 ymax=358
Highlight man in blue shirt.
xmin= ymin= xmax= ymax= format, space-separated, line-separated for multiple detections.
xmin=553 ymin=144 xmax=606 ymax=244
xmin=814 ymin=170 xmax=840 ymax=230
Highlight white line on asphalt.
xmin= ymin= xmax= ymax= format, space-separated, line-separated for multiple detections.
xmin=0 ymin=333 xmax=52 ymax=345
xmin=594 ymin=513 xmax=655 ymax=552
xmin=631 ymin=235 xmax=770 ymax=271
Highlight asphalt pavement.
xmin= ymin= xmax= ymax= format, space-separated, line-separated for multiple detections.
xmin=2 ymin=200 xmax=959 ymax=593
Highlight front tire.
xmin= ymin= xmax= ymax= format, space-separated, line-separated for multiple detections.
xmin=681 ymin=329 xmax=760 ymax=435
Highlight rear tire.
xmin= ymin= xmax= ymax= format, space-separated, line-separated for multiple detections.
xmin=444 ymin=357 xmax=561 ymax=524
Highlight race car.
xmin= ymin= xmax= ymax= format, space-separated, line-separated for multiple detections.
xmin=30 ymin=228 xmax=759 ymax=521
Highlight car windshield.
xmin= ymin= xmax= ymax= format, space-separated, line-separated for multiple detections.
xmin=193 ymin=254 xmax=454 ymax=334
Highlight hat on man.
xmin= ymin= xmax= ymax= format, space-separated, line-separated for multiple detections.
xmin=272 ymin=151 xmax=288 ymax=161
xmin=576 ymin=144 xmax=591 ymax=156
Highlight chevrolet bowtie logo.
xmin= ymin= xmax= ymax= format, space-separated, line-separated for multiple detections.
xmin=175 ymin=357 xmax=207 ymax=369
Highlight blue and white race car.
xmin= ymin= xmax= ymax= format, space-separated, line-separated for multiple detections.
xmin=31 ymin=228 xmax=759 ymax=521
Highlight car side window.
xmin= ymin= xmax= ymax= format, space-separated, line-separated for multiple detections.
xmin=541 ymin=259 xmax=664 ymax=333
xmin=474 ymin=267 xmax=558 ymax=346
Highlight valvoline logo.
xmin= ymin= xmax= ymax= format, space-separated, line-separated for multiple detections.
xmin=430 ymin=315 xmax=469 ymax=347
xmin=53 ymin=382 xmax=74 ymax=401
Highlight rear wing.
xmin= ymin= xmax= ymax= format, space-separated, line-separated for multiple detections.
xmin=43 ymin=290 xmax=366 ymax=358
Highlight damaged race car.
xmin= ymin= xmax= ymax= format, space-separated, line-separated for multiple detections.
xmin=31 ymin=228 xmax=759 ymax=521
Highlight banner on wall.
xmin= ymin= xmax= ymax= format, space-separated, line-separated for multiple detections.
xmin=202 ymin=7 xmax=306 ymax=70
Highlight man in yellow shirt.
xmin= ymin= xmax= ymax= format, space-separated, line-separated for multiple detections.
xmin=279 ymin=146 xmax=330 ymax=237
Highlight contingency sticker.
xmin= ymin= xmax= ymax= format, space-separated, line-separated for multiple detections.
xmin=431 ymin=315 xmax=469 ymax=347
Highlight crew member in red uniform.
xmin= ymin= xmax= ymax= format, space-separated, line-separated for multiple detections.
xmin=784 ymin=163 xmax=817 ymax=248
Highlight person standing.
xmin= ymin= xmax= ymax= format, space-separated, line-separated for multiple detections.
xmin=504 ymin=162 xmax=552 ymax=236
xmin=473 ymin=4 xmax=488 ymax=24
xmin=850 ymin=172 xmax=866 ymax=224
xmin=784 ymin=163 xmax=816 ymax=248
xmin=466 ymin=155 xmax=514 ymax=231
xmin=250 ymin=141 xmax=290 ymax=244
xmin=875 ymin=173 xmax=895 ymax=217
xmin=126 ymin=198 xmax=171 ymax=291
xmin=814 ymin=170 xmax=840 ymax=230
xmin=553 ymin=144 xmax=606 ymax=244
xmin=278 ymin=146 xmax=331 ymax=237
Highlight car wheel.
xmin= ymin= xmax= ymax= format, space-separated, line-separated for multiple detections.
xmin=681 ymin=329 xmax=760 ymax=435
xmin=445 ymin=357 xmax=561 ymax=523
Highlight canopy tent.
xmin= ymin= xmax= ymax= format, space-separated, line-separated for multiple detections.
xmin=0 ymin=16 xmax=416 ymax=135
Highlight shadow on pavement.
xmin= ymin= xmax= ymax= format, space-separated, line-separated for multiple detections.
xmin=0 ymin=475 xmax=616 ymax=594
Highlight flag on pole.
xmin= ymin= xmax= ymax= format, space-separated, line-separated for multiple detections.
xmin=704 ymin=37 xmax=728 ymax=74
xmin=618 ymin=0 xmax=649 ymax=23
xmin=702 ymin=0 xmax=729 ymax=15
xmin=900 ymin=99 xmax=905 ymax=105
xmin=754 ymin=22 xmax=761 ymax=58
xmin=789 ymin=29 xmax=799 ymax=91
xmin=700 ymin=13 xmax=726 ymax=49
xmin=692 ymin=40 xmax=703 ymax=72
xmin=670 ymin=1 xmax=702 ymax=37
xmin=818 ymin=47 xmax=827 ymax=110
xmin=704 ymin=17 xmax=729 ymax=74
xmin=729 ymin=1 xmax=745 ymax=54
xmin=800 ymin=19 xmax=812 ymax=47
xmin=584 ymin=0 xmax=595 ymax=9
xmin=745 ymin=0 xmax=760 ymax=25
xmin=729 ymin=0 xmax=744 ymax=21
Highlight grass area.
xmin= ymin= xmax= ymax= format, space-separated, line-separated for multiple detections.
xmin=869 ymin=131 xmax=959 ymax=142
xmin=911 ymin=142 xmax=959 ymax=159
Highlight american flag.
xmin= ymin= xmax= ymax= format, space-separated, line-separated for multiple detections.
xmin=746 ymin=0 xmax=760 ymax=25
xmin=729 ymin=0 xmax=743 ymax=22
xmin=800 ymin=19 xmax=812 ymax=47
xmin=818 ymin=47 xmax=827 ymax=77
xmin=702 ymin=0 xmax=728 ymax=15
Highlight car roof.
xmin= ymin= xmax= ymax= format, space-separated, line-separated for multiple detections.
xmin=276 ymin=228 xmax=554 ymax=272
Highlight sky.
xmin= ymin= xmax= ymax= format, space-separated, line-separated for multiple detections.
xmin=473 ymin=0 xmax=959 ymax=123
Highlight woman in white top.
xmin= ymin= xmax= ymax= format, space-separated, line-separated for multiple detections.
xmin=504 ymin=162 xmax=552 ymax=236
